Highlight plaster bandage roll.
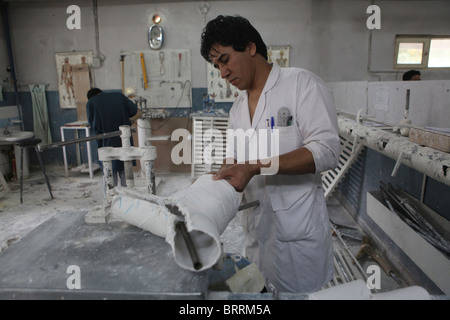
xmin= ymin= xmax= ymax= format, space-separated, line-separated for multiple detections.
xmin=110 ymin=194 xmax=170 ymax=238
xmin=166 ymin=174 xmax=241 ymax=272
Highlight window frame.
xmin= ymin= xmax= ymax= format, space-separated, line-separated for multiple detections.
xmin=394 ymin=35 xmax=450 ymax=69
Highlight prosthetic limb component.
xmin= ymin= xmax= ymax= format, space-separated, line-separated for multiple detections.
xmin=165 ymin=174 xmax=241 ymax=272
xmin=111 ymin=174 xmax=241 ymax=272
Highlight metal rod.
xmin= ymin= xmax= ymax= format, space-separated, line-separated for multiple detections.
xmin=175 ymin=221 xmax=202 ymax=271
xmin=333 ymin=255 xmax=347 ymax=284
xmin=420 ymin=174 xmax=427 ymax=203
xmin=341 ymin=249 xmax=365 ymax=281
xmin=37 ymin=130 xmax=121 ymax=152
xmin=1 ymin=2 xmax=22 ymax=130
xmin=337 ymin=249 xmax=355 ymax=282
xmin=330 ymin=223 xmax=368 ymax=282
xmin=238 ymin=200 xmax=260 ymax=211
xmin=405 ymin=89 xmax=410 ymax=112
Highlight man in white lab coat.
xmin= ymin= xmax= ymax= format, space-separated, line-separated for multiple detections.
xmin=200 ymin=15 xmax=340 ymax=293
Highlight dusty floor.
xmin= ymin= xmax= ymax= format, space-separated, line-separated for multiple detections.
xmin=0 ymin=164 xmax=405 ymax=296
xmin=0 ymin=165 xmax=245 ymax=254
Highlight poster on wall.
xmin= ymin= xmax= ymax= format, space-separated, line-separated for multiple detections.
xmin=207 ymin=45 xmax=290 ymax=103
xmin=268 ymin=45 xmax=290 ymax=68
xmin=206 ymin=62 xmax=242 ymax=103
xmin=55 ymin=51 xmax=95 ymax=119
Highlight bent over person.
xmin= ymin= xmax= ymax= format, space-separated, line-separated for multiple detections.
xmin=86 ymin=88 xmax=141 ymax=189
xmin=200 ymin=15 xmax=340 ymax=293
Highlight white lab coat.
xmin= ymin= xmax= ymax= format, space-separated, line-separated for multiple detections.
xmin=227 ymin=64 xmax=340 ymax=293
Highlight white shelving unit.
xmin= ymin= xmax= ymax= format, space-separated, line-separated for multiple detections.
xmin=191 ymin=116 xmax=230 ymax=178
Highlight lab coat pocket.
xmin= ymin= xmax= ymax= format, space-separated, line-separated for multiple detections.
xmin=273 ymin=186 xmax=323 ymax=242
xmin=272 ymin=125 xmax=299 ymax=156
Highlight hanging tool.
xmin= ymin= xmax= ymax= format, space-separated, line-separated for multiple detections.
xmin=159 ymin=51 xmax=165 ymax=75
xmin=120 ymin=54 xmax=126 ymax=94
xmin=356 ymin=243 xmax=402 ymax=285
xmin=178 ymin=52 xmax=182 ymax=78
xmin=140 ymin=52 xmax=149 ymax=89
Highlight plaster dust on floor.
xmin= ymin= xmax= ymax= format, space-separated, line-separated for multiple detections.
xmin=0 ymin=165 xmax=412 ymax=297
xmin=0 ymin=165 xmax=245 ymax=255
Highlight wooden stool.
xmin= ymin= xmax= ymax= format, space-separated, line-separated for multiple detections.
xmin=15 ymin=138 xmax=53 ymax=203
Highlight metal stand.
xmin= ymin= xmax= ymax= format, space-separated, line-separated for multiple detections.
xmin=16 ymin=138 xmax=53 ymax=203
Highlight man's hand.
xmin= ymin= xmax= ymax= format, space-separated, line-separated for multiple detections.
xmin=212 ymin=162 xmax=258 ymax=192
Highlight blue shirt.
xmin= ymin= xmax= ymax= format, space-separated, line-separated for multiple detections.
xmin=86 ymin=92 xmax=138 ymax=172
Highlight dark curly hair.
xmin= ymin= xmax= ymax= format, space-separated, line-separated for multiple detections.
xmin=200 ymin=15 xmax=268 ymax=63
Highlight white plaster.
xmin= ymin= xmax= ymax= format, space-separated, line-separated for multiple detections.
xmin=110 ymin=174 xmax=241 ymax=272
xmin=111 ymin=194 xmax=169 ymax=238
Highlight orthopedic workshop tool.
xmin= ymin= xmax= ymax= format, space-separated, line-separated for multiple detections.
xmin=178 ymin=52 xmax=182 ymax=78
xmin=159 ymin=51 xmax=165 ymax=75
xmin=37 ymin=130 xmax=123 ymax=152
xmin=140 ymin=52 xmax=149 ymax=89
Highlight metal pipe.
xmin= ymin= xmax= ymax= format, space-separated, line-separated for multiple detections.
xmin=336 ymin=249 xmax=355 ymax=282
xmin=338 ymin=117 xmax=450 ymax=187
xmin=120 ymin=55 xmax=125 ymax=94
xmin=175 ymin=221 xmax=202 ymax=271
xmin=331 ymin=223 xmax=368 ymax=282
xmin=1 ymin=2 xmax=23 ymax=130
xmin=37 ymin=130 xmax=121 ymax=152
xmin=420 ymin=174 xmax=427 ymax=203
xmin=405 ymin=89 xmax=410 ymax=112
xmin=333 ymin=255 xmax=348 ymax=284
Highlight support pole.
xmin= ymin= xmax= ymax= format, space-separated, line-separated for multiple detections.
xmin=1 ymin=2 xmax=22 ymax=130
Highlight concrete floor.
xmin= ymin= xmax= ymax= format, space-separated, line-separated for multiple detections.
xmin=0 ymin=164 xmax=420 ymax=299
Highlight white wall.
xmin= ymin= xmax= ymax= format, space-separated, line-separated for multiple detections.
xmin=1 ymin=0 xmax=449 ymax=92
xmin=329 ymin=80 xmax=450 ymax=129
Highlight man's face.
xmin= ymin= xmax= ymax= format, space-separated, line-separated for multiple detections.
xmin=410 ymin=74 xmax=421 ymax=81
xmin=208 ymin=43 xmax=255 ymax=91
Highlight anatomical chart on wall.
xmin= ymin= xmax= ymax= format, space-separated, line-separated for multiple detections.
xmin=268 ymin=45 xmax=290 ymax=68
xmin=55 ymin=51 xmax=95 ymax=117
xmin=123 ymin=49 xmax=192 ymax=109
xmin=206 ymin=62 xmax=242 ymax=103
xmin=207 ymin=45 xmax=290 ymax=103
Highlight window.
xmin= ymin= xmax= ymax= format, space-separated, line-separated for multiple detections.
xmin=429 ymin=39 xmax=450 ymax=68
xmin=394 ymin=35 xmax=450 ymax=69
